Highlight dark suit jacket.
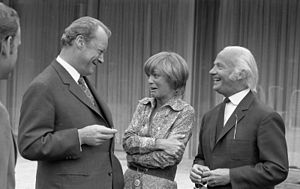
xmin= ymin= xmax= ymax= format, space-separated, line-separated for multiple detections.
xmin=18 ymin=60 xmax=124 ymax=189
xmin=194 ymin=91 xmax=288 ymax=189
xmin=0 ymin=102 xmax=17 ymax=189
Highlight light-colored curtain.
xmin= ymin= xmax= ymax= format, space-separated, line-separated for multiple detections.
xmin=192 ymin=0 xmax=300 ymax=167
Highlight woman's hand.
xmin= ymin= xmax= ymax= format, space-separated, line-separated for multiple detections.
xmin=155 ymin=134 xmax=185 ymax=157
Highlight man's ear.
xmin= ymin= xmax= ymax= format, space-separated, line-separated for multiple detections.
xmin=74 ymin=35 xmax=85 ymax=50
xmin=1 ymin=36 xmax=12 ymax=57
xmin=238 ymin=69 xmax=247 ymax=80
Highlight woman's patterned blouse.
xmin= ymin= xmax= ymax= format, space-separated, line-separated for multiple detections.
xmin=123 ymin=97 xmax=195 ymax=169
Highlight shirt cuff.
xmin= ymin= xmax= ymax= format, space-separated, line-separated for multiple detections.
xmin=77 ymin=130 xmax=82 ymax=151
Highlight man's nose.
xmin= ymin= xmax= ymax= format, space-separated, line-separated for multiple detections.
xmin=148 ymin=76 xmax=154 ymax=83
xmin=98 ymin=54 xmax=104 ymax=63
xmin=209 ymin=66 xmax=216 ymax=75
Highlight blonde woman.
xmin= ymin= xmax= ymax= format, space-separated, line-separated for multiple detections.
xmin=123 ymin=52 xmax=195 ymax=189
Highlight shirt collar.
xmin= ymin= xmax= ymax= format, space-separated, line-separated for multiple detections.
xmin=56 ymin=56 xmax=80 ymax=83
xmin=227 ymin=88 xmax=250 ymax=106
xmin=139 ymin=96 xmax=187 ymax=111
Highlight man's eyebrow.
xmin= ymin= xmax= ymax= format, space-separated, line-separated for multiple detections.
xmin=98 ymin=48 xmax=106 ymax=53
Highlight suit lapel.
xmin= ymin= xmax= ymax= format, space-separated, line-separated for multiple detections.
xmin=51 ymin=61 xmax=103 ymax=117
xmin=69 ymin=82 xmax=102 ymax=115
xmin=215 ymin=91 xmax=255 ymax=146
xmin=209 ymin=104 xmax=223 ymax=151
xmin=85 ymin=78 xmax=114 ymax=128
xmin=216 ymin=106 xmax=246 ymax=143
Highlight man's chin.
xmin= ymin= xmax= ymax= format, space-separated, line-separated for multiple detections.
xmin=213 ymin=87 xmax=226 ymax=96
xmin=149 ymin=93 xmax=156 ymax=98
xmin=212 ymin=85 xmax=220 ymax=91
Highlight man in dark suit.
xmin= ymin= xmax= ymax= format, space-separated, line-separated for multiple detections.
xmin=0 ymin=3 xmax=21 ymax=189
xmin=18 ymin=16 xmax=124 ymax=189
xmin=190 ymin=46 xmax=289 ymax=189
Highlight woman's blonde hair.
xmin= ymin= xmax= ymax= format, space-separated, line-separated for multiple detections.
xmin=144 ymin=51 xmax=189 ymax=96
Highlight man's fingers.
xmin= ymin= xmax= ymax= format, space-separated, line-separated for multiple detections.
xmin=201 ymin=177 xmax=208 ymax=183
xmin=99 ymin=133 xmax=115 ymax=139
xmin=190 ymin=168 xmax=205 ymax=184
xmin=201 ymin=174 xmax=213 ymax=184
xmin=202 ymin=170 xmax=211 ymax=177
xmin=97 ymin=126 xmax=118 ymax=134
xmin=190 ymin=169 xmax=201 ymax=178
xmin=190 ymin=173 xmax=200 ymax=182
xmin=192 ymin=167 xmax=203 ymax=175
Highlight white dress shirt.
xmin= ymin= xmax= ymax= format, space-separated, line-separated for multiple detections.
xmin=56 ymin=56 xmax=80 ymax=83
xmin=224 ymin=88 xmax=250 ymax=126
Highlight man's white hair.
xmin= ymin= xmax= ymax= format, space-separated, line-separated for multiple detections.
xmin=218 ymin=46 xmax=258 ymax=92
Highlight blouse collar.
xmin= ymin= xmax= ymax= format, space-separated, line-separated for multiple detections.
xmin=139 ymin=96 xmax=187 ymax=111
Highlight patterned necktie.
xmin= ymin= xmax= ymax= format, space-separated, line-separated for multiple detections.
xmin=215 ymin=97 xmax=230 ymax=141
xmin=78 ymin=76 xmax=97 ymax=106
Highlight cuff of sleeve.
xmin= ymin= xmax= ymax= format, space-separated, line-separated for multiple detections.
xmin=77 ymin=130 xmax=82 ymax=152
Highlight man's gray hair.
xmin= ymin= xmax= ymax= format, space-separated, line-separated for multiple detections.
xmin=219 ymin=46 xmax=258 ymax=92
xmin=61 ymin=16 xmax=111 ymax=47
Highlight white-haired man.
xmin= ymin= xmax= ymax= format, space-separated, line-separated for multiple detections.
xmin=190 ymin=46 xmax=288 ymax=189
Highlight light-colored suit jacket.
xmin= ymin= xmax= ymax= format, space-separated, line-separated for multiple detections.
xmin=18 ymin=60 xmax=124 ymax=189
xmin=0 ymin=102 xmax=16 ymax=189
xmin=194 ymin=91 xmax=289 ymax=189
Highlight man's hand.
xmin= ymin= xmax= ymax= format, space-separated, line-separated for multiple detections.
xmin=78 ymin=125 xmax=117 ymax=146
xmin=190 ymin=164 xmax=210 ymax=185
xmin=155 ymin=134 xmax=185 ymax=158
xmin=201 ymin=168 xmax=230 ymax=187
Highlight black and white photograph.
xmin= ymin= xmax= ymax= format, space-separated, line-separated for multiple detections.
xmin=0 ymin=0 xmax=299 ymax=188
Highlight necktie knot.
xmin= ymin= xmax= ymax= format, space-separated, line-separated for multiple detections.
xmin=223 ymin=97 xmax=230 ymax=104
xmin=78 ymin=76 xmax=85 ymax=85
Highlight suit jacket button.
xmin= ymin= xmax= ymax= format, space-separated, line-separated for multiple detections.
xmin=108 ymin=172 xmax=112 ymax=176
